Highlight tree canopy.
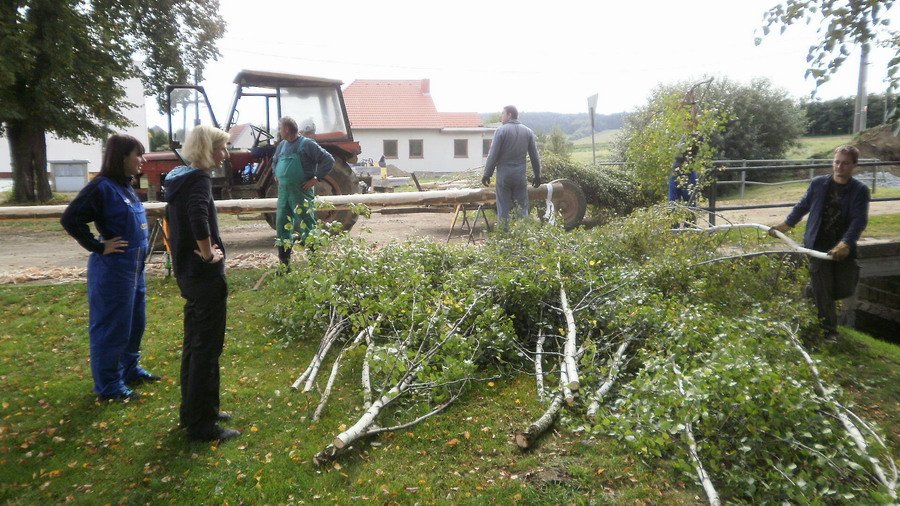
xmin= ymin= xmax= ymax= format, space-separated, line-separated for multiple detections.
xmin=0 ymin=0 xmax=226 ymax=202
xmin=756 ymin=0 xmax=898 ymax=92
xmin=617 ymin=77 xmax=807 ymax=163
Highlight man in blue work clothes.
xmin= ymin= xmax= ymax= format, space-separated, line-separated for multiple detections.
xmin=770 ymin=145 xmax=870 ymax=339
xmin=482 ymin=105 xmax=542 ymax=222
xmin=272 ymin=116 xmax=335 ymax=267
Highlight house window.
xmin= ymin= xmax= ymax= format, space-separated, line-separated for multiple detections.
xmin=409 ymin=139 xmax=424 ymax=158
xmin=383 ymin=140 xmax=398 ymax=158
xmin=482 ymin=139 xmax=492 ymax=157
xmin=454 ymin=139 xmax=468 ymax=158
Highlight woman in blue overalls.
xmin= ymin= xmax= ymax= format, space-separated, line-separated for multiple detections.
xmin=61 ymin=134 xmax=160 ymax=400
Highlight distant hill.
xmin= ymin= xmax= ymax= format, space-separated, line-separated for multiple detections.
xmin=480 ymin=111 xmax=626 ymax=139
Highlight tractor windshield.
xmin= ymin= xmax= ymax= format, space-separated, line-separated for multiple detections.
xmin=279 ymin=86 xmax=349 ymax=141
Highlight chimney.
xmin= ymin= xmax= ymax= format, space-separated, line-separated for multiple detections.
xmin=421 ymin=79 xmax=430 ymax=95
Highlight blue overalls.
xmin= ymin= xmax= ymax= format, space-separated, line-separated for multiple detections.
xmin=86 ymin=180 xmax=150 ymax=397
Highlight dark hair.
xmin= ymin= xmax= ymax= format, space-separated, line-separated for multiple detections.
xmin=834 ymin=145 xmax=860 ymax=164
xmin=100 ymin=134 xmax=145 ymax=182
xmin=503 ymin=105 xmax=518 ymax=120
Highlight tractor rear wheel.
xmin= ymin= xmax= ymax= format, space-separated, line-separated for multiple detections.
xmin=263 ymin=158 xmax=360 ymax=232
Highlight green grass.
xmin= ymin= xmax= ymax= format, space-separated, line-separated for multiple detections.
xmin=0 ymin=270 xmax=700 ymax=504
xmin=720 ymin=182 xmax=900 ymax=204
xmin=786 ymin=134 xmax=855 ymax=159
xmin=570 ymin=129 xmax=621 ymax=164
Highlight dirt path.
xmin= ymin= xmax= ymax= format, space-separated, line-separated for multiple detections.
xmin=1 ymin=200 xmax=897 ymax=284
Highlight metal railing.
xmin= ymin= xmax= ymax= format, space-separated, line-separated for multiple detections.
xmin=595 ymin=159 xmax=900 ymax=225
xmin=706 ymin=159 xmax=900 ymax=224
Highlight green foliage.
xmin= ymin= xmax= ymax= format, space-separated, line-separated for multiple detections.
xmin=265 ymin=208 xmax=894 ymax=502
xmin=148 ymin=127 xmax=169 ymax=152
xmin=802 ymin=94 xmax=892 ymax=135
xmin=757 ymin=0 xmax=898 ymax=94
xmin=536 ymin=127 xmax=573 ymax=158
xmin=619 ymin=78 xmax=805 ymax=163
xmin=540 ymin=153 xmax=653 ymax=222
xmin=618 ymin=91 xmax=728 ymax=202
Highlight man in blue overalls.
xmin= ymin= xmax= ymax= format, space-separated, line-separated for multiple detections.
xmin=272 ymin=117 xmax=335 ymax=267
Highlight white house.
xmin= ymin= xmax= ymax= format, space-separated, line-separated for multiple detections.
xmin=0 ymin=77 xmax=148 ymax=192
xmin=342 ymin=79 xmax=494 ymax=174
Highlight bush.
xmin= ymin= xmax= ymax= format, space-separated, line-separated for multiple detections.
xmin=541 ymin=153 xmax=654 ymax=223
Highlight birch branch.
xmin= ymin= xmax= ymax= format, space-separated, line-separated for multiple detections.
xmin=362 ymin=329 xmax=374 ymax=410
xmin=673 ymin=362 xmax=721 ymax=506
xmin=677 ymin=223 xmax=832 ymax=260
xmin=535 ymin=329 xmax=547 ymax=401
xmin=586 ymin=338 xmax=632 ymax=421
xmin=311 ymin=326 xmax=371 ymax=421
xmin=784 ymin=325 xmax=897 ymax=499
xmin=291 ymin=314 xmax=345 ymax=390
xmin=558 ymin=262 xmax=580 ymax=392
xmin=302 ymin=319 xmax=347 ymax=393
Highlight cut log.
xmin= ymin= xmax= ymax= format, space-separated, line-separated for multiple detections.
xmin=515 ymin=392 xmax=565 ymax=450
xmin=0 ymin=180 xmax=586 ymax=229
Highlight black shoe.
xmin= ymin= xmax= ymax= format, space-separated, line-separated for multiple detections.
xmin=98 ymin=388 xmax=139 ymax=402
xmin=180 ymin=412 xmax=232 ymax=428
xmin=188 ymin=425 xmax=241 ymax=443
xmin=126 ymin=371 xmax=162 ymax=386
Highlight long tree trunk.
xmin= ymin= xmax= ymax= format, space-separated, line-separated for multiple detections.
xmin=7 ymin=120 xmax=52 ymax=203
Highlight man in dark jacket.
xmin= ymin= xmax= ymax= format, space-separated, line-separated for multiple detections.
xmin=770 ymin=145 xmax=870 ymax=337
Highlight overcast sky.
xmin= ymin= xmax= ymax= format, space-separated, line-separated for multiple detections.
xmin=147 ymin=0 xmax=898 ymax=126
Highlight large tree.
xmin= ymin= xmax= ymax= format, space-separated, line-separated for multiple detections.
xmin=617 ymin=77 xmax=807 ymax=162
xmin=755 ymin=0 xmax=898 ymax=92
xmin=0 ymin=0 xmax=225 ymax=203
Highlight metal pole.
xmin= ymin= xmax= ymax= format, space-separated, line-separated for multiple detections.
xmin=853 ymin=43 xmax=870 ymax=134
xmin=590 ymin=106 xmax=596 ymax=164
xmin=708 ymin=177 xmax=717 ymax=226
xmin=739 ymin=160 xmax=746 ymax=199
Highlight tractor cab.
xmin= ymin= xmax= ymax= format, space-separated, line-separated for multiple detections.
xmin=142 ymin=70 xmax=362 ymax=229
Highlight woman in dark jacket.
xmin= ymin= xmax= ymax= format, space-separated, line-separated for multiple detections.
xmin=61 ymin=134 xmax=160 ymax=400
xmin=163 ymin=125 xmax=240 ymax=442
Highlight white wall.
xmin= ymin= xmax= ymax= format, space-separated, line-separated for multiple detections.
xmin=353 ymin=128 xmax=494 ymax=173
xmin=0 ymin=77 xmax=148 ymax=185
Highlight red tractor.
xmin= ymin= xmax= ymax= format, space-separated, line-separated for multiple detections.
xmin=141 ymin=70 xmax=363 ymax=230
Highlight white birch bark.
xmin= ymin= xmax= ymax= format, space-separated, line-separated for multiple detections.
xmin=673 ymin=362 xmax=721 ymax=506
xmin=535 ymin=330 xmax=547 ymax=401
xmin=586 ymin=338 xmax=631 ymax=420
xmin=787 ymin=328 xmax=897 ymax=500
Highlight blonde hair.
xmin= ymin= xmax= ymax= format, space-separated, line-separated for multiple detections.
xmin=182 ymin=125 xmax=230 ymax=170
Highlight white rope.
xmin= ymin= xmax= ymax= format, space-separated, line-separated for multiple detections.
xmin=544 ymin=183 xmax=556 ymax=224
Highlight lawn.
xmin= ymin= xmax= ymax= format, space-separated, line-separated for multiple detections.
xmin=0 ymin=269 xmax=896 ymax=504
xmin=571 ymin=129 xmax=621 ymax=164
xmin=785 ymin=135 xmax=855 ymax=160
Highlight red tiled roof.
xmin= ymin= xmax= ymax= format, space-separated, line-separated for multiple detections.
xmin=343 ymin=80 xmax=483 ymax=129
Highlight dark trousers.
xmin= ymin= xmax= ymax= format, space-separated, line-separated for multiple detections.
xmin=177 ymin=275 xmax=228 ymax=437
xmin=809 ymin=258 xmax=860 ymax=332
